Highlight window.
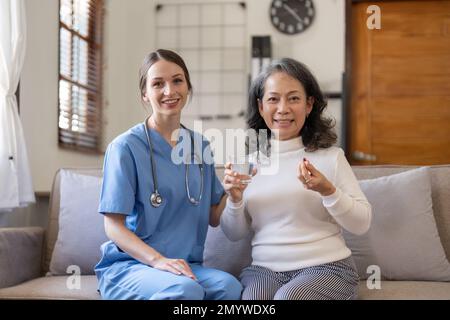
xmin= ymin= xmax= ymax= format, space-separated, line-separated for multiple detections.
xmin=155 ymin=2 xmax=248 ymax=121
xmin=58 ymin=0 xmax=104 ymax=151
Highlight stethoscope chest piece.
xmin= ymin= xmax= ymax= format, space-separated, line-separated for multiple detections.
xmin=150 ymin=192 xmax=163 ymax=208
xmin=189 ymin=197 xmax=199 ymax=206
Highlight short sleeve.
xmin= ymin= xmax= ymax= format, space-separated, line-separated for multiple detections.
xmin=98 ymin=142 xmax=137 ymax=215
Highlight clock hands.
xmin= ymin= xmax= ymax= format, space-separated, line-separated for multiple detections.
xmin=282 ymin=3 xmax=303 ymax=23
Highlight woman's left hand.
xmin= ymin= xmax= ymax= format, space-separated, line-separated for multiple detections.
xmin=297 ymin=158 xmax=336 ymax=196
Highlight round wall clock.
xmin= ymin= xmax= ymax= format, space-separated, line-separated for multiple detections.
xmin=269 ymin=0 xmax=315 ymax=35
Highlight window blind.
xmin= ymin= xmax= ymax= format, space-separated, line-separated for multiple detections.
xmin=58 ymin=0 xmax=104 ymax=151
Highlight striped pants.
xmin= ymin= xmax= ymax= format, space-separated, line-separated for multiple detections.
xmin=240 ymin=256 xmax=359 ymax=300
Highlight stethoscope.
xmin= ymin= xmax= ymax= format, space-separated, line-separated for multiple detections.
xmin=143 ymin=117 xmax=204 ymax=208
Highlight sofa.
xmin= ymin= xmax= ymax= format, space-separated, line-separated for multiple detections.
xmin=1 ymin=165 xmax=450 ymax=300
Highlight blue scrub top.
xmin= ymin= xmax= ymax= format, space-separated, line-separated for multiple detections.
xmin=95 ymin=123 xmax=224 ymax=273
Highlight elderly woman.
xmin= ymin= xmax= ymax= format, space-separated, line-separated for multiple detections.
xmin=220 ymin=58 xmax=372 ymax=300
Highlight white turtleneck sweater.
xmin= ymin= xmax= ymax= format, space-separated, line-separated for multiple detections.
xmin=220 ymin=137 xmax=372 ymax=272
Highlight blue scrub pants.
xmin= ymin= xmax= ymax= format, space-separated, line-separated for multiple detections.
xmin=98 ymin=260 xmax=242 ymax=300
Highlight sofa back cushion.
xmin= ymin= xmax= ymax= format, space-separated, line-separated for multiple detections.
xmin=48 ymin=169 xmax=107 ymax=275
xmin=351 ymin=165 xmax=450 ymax=260
xmin=203 ymin=225 xmax=253 ymax=278
xmin=345 ymin=167 xmax=450 ymax=280
xmin=44 ymin=165 xmax=450 ymax=279
xmin=44 ymin=168 xmax=103 ymax=274
xmin=203 ymin=165 xmax=450 ymax=279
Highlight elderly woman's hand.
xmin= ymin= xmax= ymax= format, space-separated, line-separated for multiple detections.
xmin=223 ymin=162 xmax=257 ymax=203
xmin=297 ymin=158 xmax=336 ymax=196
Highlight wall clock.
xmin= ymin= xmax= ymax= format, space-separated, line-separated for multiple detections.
xmin=270 ymin=0 xmax=315 ymax=35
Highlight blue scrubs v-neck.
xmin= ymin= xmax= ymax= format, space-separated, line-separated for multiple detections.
xmin=94 ymin=123 xmax=224 ymax=276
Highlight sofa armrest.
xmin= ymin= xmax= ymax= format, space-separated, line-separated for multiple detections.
xmin=0 ymin=227 xmax=44 ymax=289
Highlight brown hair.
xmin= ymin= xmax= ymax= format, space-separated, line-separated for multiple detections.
xmin=138 ymin=49 xmax=193 ymax=103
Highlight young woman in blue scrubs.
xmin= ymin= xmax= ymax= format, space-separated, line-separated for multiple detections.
xmin=94 ymin=49 xmax=246 ymax=300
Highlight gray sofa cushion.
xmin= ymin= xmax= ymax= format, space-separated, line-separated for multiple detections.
xmin=44 ymin=168 xmax=103 ymax=274
xmin=0 ymin=276 xmax=100 ymax=300
xmin=203 ymin=226 xmax=252 ymax=278
xmin=49 ymin=170 xmax=107 ymax=275
xmin=344 ymin=167 xmax=450 ymax=281
xmin=21 ymin=164 xmax=446 ymax=300
xmin=351 ymin=165 xmax=450 ymax=260
xmin=357 ymin=281 xmax=450 ymax=300
xmin=0 ymin=227 xmax=44 ymax=288
xmin=204 ymin=165 xmax=450 ymax=284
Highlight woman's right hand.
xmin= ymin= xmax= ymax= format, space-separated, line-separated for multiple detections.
xmin=152 ymin=256 xmax=197 ymax=280
xmin=223 ymin=162 xmax=256 ymax=203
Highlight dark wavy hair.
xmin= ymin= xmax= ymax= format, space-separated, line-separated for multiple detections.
xmin=138 ymin=49 xmax=193 ymax=104
xmin=247 ymin=58 xmax=336 ymax=153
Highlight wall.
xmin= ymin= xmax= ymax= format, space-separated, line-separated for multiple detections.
xmin=0 ymin=196 xmax=48 ymax=228
xmin=102 ymin=0 xmax=156 ymax=148
xmin=177 ymin=0 xmax=345 ymax=146
xmin=6 ymin=0 xmax=156 ymax=225
xmin=248 ymin=0 xmax=344 ymax=91
xmin=11 ymin=0 xmax=344 ymax=225
xmin=20 ymin=0 xmax=156 ymax=194
xmin=247 ymin=0 xmax=345 ymax=146
xmin=21 ymin=0 xmax=344 ymax=193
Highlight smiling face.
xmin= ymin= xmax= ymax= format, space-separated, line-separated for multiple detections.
xmin=258 ymin=71 xmax=313 ymax=141
xmin=143 ymin=59 xmax=190 ymax=117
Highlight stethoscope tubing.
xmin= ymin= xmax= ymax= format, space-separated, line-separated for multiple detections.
xmin=143 ymin=117 xmax=203 ymax=207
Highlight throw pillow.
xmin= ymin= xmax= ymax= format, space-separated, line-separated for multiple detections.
xmin=49 ymin=170 xmax=107 ymax=275
xmin=343 ymin=167 xmax=450 ymax=281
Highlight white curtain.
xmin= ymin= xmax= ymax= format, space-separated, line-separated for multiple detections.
xmin=0 ymin=0 xmax=34 ymax=211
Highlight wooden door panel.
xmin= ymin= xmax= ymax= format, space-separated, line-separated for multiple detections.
xmin=374 ymin=1 xmax=450 ymax=39
xmin=349 ymin=0 xmax=450 ymax=165
xmin=349 ymin=2 xmax=373 ymax=164
xmin=372 ymin=56 xmax=450 ymax=79
xmin=372 ymin=97 xmax=450 ymax=137
xmin=372 ymin=71 xmax=450 ymax=97
xmin=372 ymin=116 xmax=450 ymax=139
xmin=372 ymin=37 xmax=450 ymax=56
xmin=371 ymin=97 xmax=450 ymax=117
xmin=372 ymin=138 xmax=450 ymax=165
xmin=377 ymin=0 xmax=450 ymax=15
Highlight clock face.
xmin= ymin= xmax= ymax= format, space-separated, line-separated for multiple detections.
xmin=270 ymin=0 xmax=315 ymax=35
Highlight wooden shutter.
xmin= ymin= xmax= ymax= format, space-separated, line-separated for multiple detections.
xmin=58 ymin=0 xmax=104 ymax=152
